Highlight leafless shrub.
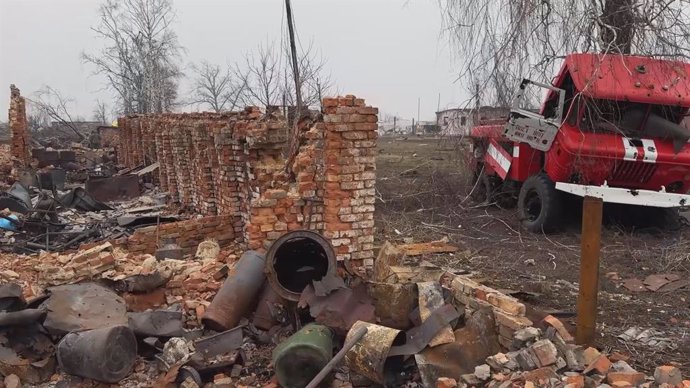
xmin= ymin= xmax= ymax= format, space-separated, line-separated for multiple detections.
xmin=658 ymin=240 xmax=690 ymax=271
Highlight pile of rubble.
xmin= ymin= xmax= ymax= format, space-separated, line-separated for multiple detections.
xmin=0 ymin=233 xmax=685 ymax=388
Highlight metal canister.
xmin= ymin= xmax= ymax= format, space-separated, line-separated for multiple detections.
xmin=344 ymin=321 xmax=406 ymax=386
xmin=272 ymin=324 xmax=334 ymax=388
xmin=202 ymin=250 xmax=266 ymax=331
xmin=252 ymin=283 xmax=285 ymax=330
xmin=57 ymin=325 xmax=137 ymax=383
xmin=265 ymin=230 xmax=337 ymax=301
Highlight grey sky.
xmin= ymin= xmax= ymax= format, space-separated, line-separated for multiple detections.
xmin=0 ymin=0 xmax=470 ymax=122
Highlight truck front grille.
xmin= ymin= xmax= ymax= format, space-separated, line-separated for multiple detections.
xmin=609 ymin=161 xmax=657 ymax=184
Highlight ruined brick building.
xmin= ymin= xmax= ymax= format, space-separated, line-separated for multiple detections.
xmin=117 ymin=96 xmax=378 ymax=270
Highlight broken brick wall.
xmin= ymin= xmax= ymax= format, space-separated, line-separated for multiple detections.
xmin=125 ymin=215 xmax=235 ymax=255
xmin=117 ymin=96 xmax=378 ymax=268
xmin=8 ymin=85 xmax=30 ymax=165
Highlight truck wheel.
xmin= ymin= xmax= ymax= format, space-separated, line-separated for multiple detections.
xmin=518 ymin=174 xmax=561 ymax=233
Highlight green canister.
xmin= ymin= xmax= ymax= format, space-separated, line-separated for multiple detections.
xmin=272 ymin=324 xmax=334 ymax=388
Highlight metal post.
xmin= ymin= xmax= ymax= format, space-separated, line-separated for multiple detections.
xmin=576 ymin=196 xmax=603 ymax=345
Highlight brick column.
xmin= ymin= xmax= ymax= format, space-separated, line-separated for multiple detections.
xmin=322 ymin=95 xmax=378 ymax=269
xmin=8 ymin=85 xmax=30 ymax=165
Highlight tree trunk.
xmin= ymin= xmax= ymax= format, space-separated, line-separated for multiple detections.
xmin=600 ymin=0 xmax=635 ymax=54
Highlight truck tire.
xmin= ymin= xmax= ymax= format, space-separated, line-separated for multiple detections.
xmin=518 ymin=174 xmax=562 ymax=233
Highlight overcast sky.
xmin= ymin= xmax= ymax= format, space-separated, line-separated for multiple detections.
xmin=0 ymin=0 xmax=470 ymax=122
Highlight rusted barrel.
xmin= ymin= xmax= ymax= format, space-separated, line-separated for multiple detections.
xmin=344 ymin=321 xmax=406 ymax=386
xmin=266 ymin=230 xmax=337 ymax=301
xmin=57 ymin=325 xmax=137 ymax=383
xmin=202 ymin=250 xmax=266 ymax=331
xmin=252 ymin=283 xmax=285 ymax=330
xmin=272 ymin=324 xmax=333 ymax=388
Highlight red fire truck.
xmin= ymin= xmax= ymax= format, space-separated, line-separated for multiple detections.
xmin=470 ymin=53 xmax=690 ymax=232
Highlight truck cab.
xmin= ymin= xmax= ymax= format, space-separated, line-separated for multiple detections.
xmin=472 ymin=53 xmax=690 ymax=232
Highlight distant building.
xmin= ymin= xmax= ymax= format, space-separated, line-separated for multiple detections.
xmin=436 ymin=106 xmax=510 ymax=136
xmin=414 ymin=120 xmax=439 ymax=135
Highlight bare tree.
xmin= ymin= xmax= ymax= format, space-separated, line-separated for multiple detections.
xmin=83 ymin=0 xmax=182 ymax=114
xmin=29 ymin=86 xmax=85 ymax=141
xmin=93 ymin=100 xmax=109 ymax=124
xmin=27 ymin=109 xmax=50 ymax=132
xmin=438 ymin=0 xmax=690 ymax=106
xmin=282 ymin=41 xmax=334 ymax=108
xmin=234 ymin=41 xmax=334 ymax=110
xmin=234 ymin=43 xmax=282 ymax=109
xmin=190 ymin=61 xmax=244 ymax=113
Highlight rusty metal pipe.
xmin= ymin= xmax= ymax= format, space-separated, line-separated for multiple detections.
xmin=266 ymin=230 xmax=337 ymax=301
xmin=202 ymin=250 xmax=266 ymax=332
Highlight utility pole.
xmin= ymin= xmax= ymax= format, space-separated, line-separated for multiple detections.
xmin=285 ymin=0 xmax=302 ymax=121
xmin=284 ymin=0 xmax=303 ymax=176
xmin=417 ymin=97 xmax=421 ymax=131
xmin=393 ymin=116 xmax=397 ymax=132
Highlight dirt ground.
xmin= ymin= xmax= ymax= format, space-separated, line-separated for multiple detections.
xmin=375 ymin=136 xmax=690 ymax=375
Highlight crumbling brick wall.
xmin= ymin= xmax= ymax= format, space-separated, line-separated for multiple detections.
xmin=117 ymin=96 xmax=378 ymax=268
xmin=125 ymin=215 xmax=234 ymax=255
xmin=8 ymin=85 xmax=31 ymax=165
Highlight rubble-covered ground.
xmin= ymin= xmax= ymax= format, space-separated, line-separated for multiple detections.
xmin=376 ymin=136 xmax=690 ymax=376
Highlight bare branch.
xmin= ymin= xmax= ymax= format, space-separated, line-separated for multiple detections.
xmin=28 ymin=86 xmax=86 ymax=141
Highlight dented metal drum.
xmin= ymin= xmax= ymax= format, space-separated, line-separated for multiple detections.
xmin=202 ymin=250 xmax=266 ymax=331
xmin=266 ymin=230 xmax=337 ymax=301
xmin=57 ymin=325 xmax=137 ymax=383
xmin=344 ymin=321 xmax=407 ymax=386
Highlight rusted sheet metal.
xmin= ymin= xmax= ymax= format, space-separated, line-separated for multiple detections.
xmin=298 ymin=284 xmax=375 ymax=335
xmin=57 ymin=325 xmax=137 ymax=383
xmin=368 ymin=282 xmax=416 ymax=330
xmin=252 ymin=284 xmax=286 ymax=331
xmin=40 ymin=283 xmax=128 ymax=335
xmin=417 ymin=282 xmax=455 ymax=347
xmin=388 ymin=304 xmax=461 ymax=357
xmin=266 ymin=230 xmax=337 ymax=301
xmin=86 ymin=174 xmax=140 ymax=202
xmin=194 ymin=326 xmax=244 ymax=359
xmin=59 ymin=187 xmax=113 ymax=212
xmin=312 ymin=274 xmax=346 ymax=296
xmin=128 ymin=309 xmax=184 ymax=337
xmin=415 ymin=308 xmax=501 ymax=387
xmin=0 ymin=325 xmax=56 ymax=384
xmin=344 ymin=321 xmax=406 ymax=386
xmin=203 ymin=251 xmax=266 ymax=332
xmin=273 ymin=324 xmax=333 ymax=388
